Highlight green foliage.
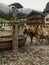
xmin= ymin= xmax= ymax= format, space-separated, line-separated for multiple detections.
xmin=0 ymin=18 xmax=24 ymax=28
xmin=18 ymin=19 xmax=24 ymax=29
xmin=0 ymin=18 xmax=10 ymax=23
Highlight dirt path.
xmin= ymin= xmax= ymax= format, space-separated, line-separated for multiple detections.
xmin=0 ymin=36 xmax=49 ymax=65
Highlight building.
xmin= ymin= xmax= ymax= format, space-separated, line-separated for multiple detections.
xmin=45 ymin=14 xmax=49 ymax=25
xmin=44 ymin=2 xmax=49 ymax=26
xmin=24 ymin=10 xmax=45 ymax=26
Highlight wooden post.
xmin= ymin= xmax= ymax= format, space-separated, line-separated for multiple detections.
xmin=12 ymin=6 xmax=18 ymax=55
xmin=12 ymin=22 xmax=18 ymax=55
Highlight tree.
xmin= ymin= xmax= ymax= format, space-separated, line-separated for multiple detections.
xmin=44 ymin=2 xmax=49 ymax=13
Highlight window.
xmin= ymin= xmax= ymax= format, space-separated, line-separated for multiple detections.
xmin=46 ymin=18 xmax=49 ymax=21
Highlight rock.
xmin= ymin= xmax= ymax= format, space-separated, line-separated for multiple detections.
xmin=21 ymin=61 xmax=26 ymax=65
xmin=38 ymin=53 xmax=45 ymax=59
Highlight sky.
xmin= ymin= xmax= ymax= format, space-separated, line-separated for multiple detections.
xmin=0 ymin=0 xmax=49 ymax=12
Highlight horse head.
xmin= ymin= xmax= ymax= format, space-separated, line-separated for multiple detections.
xmin=23 ymin=26 xmax=30 ymax=35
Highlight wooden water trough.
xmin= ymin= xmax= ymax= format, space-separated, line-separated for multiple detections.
xmin=0 ymin=34 xmax=27 ymax=49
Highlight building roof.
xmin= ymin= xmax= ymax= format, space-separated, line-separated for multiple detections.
xmin=9 ymin=2 xmax=23 ymax=9
xmin=28 ymin=10 xmax=44 ymax=17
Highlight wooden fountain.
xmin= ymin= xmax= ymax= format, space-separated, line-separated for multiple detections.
xmin=0 ymin=7 xmax=27 ymax=55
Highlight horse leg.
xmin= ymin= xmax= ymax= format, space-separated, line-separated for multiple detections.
xmin=47 ymin=37 xmax=49 ymax=44
xmin=36 ymin=35 xmax=40 ymax=45
xmin=41 ymin=38 xmax=43 ymax=43
xmin=30 ymin=36 xmax=33 ymax=45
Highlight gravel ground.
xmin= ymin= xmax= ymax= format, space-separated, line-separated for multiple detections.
xmin=0 ymin=37 xmax=49 ymax=65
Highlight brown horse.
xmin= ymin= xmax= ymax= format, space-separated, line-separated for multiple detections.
xmin=23 ymin=26 xmax=49 ymax=45
xmin=36 ymin=28 xmax=49 ymax=45
xmin=23 ymin=26 xmax=37 ymax=45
